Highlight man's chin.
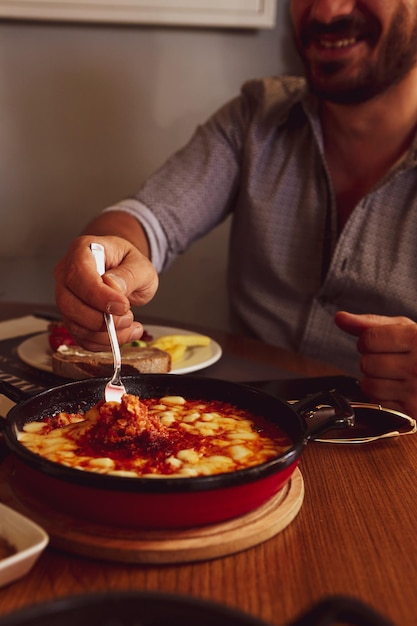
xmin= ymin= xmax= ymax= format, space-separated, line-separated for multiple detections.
xmin=310 ymin=86 xmax=377 ymax=105
xmin=308 ymin=74 xmax=398 ymax=105
xmin=306 ymin=68 xmax=380 ymax=105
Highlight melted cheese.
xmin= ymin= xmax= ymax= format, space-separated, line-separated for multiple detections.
xmin=18 ymin=394 xmax=291 ymax=478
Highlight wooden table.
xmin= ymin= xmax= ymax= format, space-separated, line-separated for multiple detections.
xmin=0 ymin=302 xmax=416 ymax=625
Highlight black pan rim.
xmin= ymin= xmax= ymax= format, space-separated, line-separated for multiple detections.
xmin=4 ymin=374 xmax=305 ymax=494
xmin=0 ymin=589 xmax=268 ymax=626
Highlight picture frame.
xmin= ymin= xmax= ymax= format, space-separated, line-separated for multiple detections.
xmin=0 ymin=0 xmax=277 ymax=29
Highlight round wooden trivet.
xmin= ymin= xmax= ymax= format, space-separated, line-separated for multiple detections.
xmin=2 ymin=467 xmax=303 ymax=564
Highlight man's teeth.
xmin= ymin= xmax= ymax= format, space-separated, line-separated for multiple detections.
xmin=320 ymin=37 xmax=356 ymax=49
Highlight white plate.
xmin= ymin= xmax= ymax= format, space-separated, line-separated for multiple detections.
xmin=0 ymin=503 xmax=49 ymax=588
xmin=17 ymin=325 xmax=222 ymax=376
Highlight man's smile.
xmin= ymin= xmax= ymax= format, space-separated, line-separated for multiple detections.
xmin=319 ymin=37 xmax=358 ymax=49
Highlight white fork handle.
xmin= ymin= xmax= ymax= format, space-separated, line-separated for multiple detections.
xmin=90 ymin=242 xmax=106 ymax=276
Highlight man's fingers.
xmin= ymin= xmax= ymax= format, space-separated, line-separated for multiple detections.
xmin=357 ymin=322 xmax=417 ymax=355
xmin=55 ymin=235 xmax=158 ymax=315
xmin=54 ymin=233 xmax=158 ymax=351
xmin=102 ymin=248 xmax=159 ymax=308
xmin=359 ymin=352 xmax=406 ymax=380
xmin=335 ymin=311 xmax=414 ymax=337
xmin=335 ymin=312 xmax=417 ymax=418
xmin=60 ymin=312 xmax=144 ymax=351
xmin=335 ymin=311 xmax=417 ymax=352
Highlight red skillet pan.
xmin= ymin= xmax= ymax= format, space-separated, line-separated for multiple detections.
xmin=0 ymin=375 xmax=354 ymax=529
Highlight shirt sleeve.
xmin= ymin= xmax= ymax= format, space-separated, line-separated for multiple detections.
xmin=102 ymin=198 xmax=169 ymax=274
xmin=103 ymin=89 xmax=253 ymax=272
xmin=101 ymin=76 xmax=305 ymax=273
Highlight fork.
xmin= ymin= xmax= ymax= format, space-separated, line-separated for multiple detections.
xmin=90 ymin=242 xmax=126 ymax=403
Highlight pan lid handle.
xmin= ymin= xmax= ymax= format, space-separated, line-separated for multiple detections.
xmin=292 ymin=389 xmax=355 ymax=440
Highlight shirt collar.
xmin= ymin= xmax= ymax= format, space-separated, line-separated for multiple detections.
xmin=298 ymin=89 xmax=417 ymax=172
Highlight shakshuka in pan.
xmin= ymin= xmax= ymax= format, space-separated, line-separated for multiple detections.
xmin=17 ymin=394 xmax=292 ymax=479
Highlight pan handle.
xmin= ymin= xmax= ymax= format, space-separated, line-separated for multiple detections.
xmin=0 ymin=380 xmax=27 ymax=438
xmin=292 ymin=390 xmax=355 ymax=440
xmin=0 ymin=379 xmax=32 ymax=418
xmin=286 ymin=595 xmax=394 ymax=626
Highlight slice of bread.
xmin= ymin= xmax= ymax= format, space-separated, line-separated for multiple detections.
xmin=51 ymin=344 xmax=171 ymax=380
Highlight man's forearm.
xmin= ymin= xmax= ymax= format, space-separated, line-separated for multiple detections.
xmin=82 ymin=210 xmax=150 ymax=259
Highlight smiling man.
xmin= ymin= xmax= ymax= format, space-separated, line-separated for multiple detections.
xmin=55 ymin=0 xmax=417 ymax=418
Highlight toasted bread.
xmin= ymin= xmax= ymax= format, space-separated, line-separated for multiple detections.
xmin=51 ymin=344 xmax=171 ymax=380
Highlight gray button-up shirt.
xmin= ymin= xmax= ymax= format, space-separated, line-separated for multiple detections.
xmin=104 ymin=76 xmax=417 ymax=376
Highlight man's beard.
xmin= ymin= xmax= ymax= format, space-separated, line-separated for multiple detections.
xmin=296 ymin=7 xmax=417 ymax=105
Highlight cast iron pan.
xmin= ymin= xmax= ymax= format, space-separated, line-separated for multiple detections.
xmin=0 ymin=375 xmax=354 ymax=528
xmin=0 ymin=591 xmax=395 ymax=626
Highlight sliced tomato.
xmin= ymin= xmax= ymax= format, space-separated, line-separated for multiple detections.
xmin=48 ymin=323 xmax=77 ymax=352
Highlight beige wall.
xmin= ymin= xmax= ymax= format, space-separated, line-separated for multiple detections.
xmin=0 ymin=1 xmax=302 ymax=331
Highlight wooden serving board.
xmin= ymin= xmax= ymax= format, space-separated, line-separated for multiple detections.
xmin=0 ymin=463 xmax=304 ymax=564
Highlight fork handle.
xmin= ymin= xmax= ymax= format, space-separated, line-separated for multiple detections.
xmin=90 ymin=243 xmax=122 ymax=376
xmin=104 ymin=311 xmax=122 ymax=380
xmin=90 ymin=242 xmax=106 ymax=276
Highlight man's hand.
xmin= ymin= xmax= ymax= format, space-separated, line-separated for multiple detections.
xmin=54 ymin=233 xmax=158 ymax=351
xmin=335 ymin=311 xmax=417 ymax=418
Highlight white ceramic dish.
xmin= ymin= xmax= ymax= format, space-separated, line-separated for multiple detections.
xmin=0 ymin=502 xmax=49 ymax=588
xmin=17 ymin=325 xmax=222 ymax=376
